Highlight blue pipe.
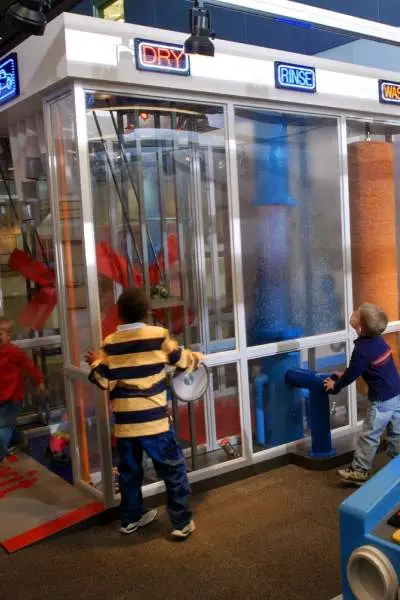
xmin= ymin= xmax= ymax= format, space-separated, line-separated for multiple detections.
xmin=253 ymin=373 xmax=268 ymax=445
xmin=285 ymin=367 xmax=336 ymax=458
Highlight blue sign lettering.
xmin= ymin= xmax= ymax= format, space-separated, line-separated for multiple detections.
xmin=0 ymin=53 xmax=19 ymax=107
xmin=275 ymin=62 xmax=316 ymax=93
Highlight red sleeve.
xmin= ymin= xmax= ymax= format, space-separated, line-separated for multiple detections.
xmin=14 ymin=347 xmax=45 ymax=386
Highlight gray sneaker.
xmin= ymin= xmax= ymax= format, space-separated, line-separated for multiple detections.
xmin=119 ymin=509 xmax=159 ymax=535
xmin=338 ymin=466 xmax=369 ymax=485
xmin=171 ymin=520 xmax=196 ymax=540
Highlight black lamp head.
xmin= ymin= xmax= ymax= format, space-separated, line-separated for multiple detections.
xmin=184 ymin=0 xmax=215 ymax=57
xmin=5 ymin=0 xmax=47 ymax=36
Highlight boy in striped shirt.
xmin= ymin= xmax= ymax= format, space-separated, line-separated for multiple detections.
xmin=324 ymin=303 xmax=400 ymax=484
xmin=87 ymin=288 xmax=203 ymax=539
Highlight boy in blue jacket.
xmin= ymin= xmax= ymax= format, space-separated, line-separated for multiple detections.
xmin=324 ymin=303 xmax=400 ymax=484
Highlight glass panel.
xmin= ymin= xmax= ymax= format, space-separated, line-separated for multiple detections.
xmin=235 ymin=108 xmax=344 ymax=346
xmin=250 ymin=344 xmax=348 ymax=453
xmin=86 ymin=93 xmax=234 ymax=353
xmin=19 ymin=343 xmax=65 ymax=423
xmin=212 ymin=363 xmax=242 ymax=458
xmin=0 ymin=118 xmax=59 ymax=339
xmin=309 ymin=343 xmax=349 ymax=430
xmin=70 ymin=377 xmax=103 ymax=489
xmin=49 ymin=95 xmax=90 ymax=367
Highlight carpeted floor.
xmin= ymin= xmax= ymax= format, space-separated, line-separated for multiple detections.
xmin=0 ymin=463 xmax=377 ymax=600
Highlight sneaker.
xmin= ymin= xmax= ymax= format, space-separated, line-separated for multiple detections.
xmin=7 ymin=446 xmax=17 ymax=456
xmin=119 ymin=509 xmax=159 ymax=535
xmin=338 ymin=466 xmax=369 ymax=485
xmin=171 ymin=520 xmax=196 ymax=540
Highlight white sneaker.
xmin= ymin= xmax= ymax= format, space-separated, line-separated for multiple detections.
xmin=119 ymin=509 xmax=159 ymax=535
xmin=171 ymin=520 xmax=195 ymax=539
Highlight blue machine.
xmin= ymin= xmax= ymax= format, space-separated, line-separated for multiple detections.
xmin=285 ymin=367 xmax=336 ymax=458
xmin=339 ymin=456 xmax=400 ymax=599
xmin=251 ymin=118 xmax=304 ymax=447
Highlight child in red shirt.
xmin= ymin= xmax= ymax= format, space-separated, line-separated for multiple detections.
xmin=0 ymin=317 xmax=46 ymax=463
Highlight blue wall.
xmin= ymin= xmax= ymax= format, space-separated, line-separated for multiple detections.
xmin=70 ymin=0 xmax=400 ymax=56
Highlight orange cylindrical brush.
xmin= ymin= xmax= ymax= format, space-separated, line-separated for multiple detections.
xmin=348 ymin=141 xmax=399 ymax=370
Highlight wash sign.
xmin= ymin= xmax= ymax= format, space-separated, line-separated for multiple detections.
xmin=0 ymin=53 xmax=19 ymax=107
xmin=135 ymin=39 xmax=190 ymax=76
xmin=275 ymin=62 xmax=316 ymax=93
xmin=379 ymin=79 xmax=400 ymax=104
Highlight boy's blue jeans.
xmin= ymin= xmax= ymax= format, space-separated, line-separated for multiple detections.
xmin=353 ymin=394 xmax=400 ymax=472
xmin=0 ymin=400 xmax=20 ymax=461
xmin=117 ymin=428 xmax=192 ymax=529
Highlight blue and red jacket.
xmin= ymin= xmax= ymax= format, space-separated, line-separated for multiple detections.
xmin=330 ymin=336 xmax=400 ymax=401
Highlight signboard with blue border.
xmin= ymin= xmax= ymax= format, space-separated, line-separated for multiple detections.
xmin=0 ymin=53 xmax=19 ymax=107
xmin=135 ymin=39 xmax=190 ymax=76
xmin=275 ymin=62 xmax=316 ymax=93
xmin=379 ymin=79 xmax=400 ymax=105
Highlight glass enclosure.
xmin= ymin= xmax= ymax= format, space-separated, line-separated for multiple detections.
xmin=21 ymin=78 xmax=400 ymax=504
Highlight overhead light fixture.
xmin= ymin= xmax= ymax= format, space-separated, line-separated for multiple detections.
xmin=5 ymin=0 xmax=48 ymax=36
xmin=184 ymin=0 xmax=215 ymax=57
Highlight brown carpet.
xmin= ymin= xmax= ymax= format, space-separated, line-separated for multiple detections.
xmin=0 ymin=463 xmax=377 ymax=600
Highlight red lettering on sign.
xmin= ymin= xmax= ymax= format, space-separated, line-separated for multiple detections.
xmin=142 ymin=45 xmax=157 ymax=65
xmin=157 ymin=47 xmax=172 ymax=67
xmin=170 ymin=49 xmax=184 ymax=68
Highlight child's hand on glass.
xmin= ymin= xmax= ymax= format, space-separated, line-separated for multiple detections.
xmin=85 ymin=350 xmax=100 ymax=366
xmin=323 ymin=377 xmax=336 ymax=392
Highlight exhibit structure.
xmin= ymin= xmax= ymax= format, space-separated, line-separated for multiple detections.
xmin=0 ymin=12 xmax=400 ymax=508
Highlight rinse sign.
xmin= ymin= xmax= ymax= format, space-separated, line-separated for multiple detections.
xmin=0 ymin=53 xmax=19 ymax=107
xmin=379 ymin=79 xmax=400 ymax=104
xmin=135 ymin=39 xmax=190 ymax=76
xmin=275 ymin=62 xmax=316 ymax=93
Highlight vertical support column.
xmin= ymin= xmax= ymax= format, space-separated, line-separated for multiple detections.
xmin=134 ymin=111 xmax=150 ymax=299
xmin=74 ymin=85 xmax=115 ymax=506
xmin=189 ymin=130 xmax=213 ymax=457
xmin=226 ymin=103 xmax=253 ymax=461
xmin=117 ymin=112 xmax=134 ymax=287
xmin=171 ymin=112 xmax=190 ymax=345
xmin=338 ymin=116 xmax=357 ymax=427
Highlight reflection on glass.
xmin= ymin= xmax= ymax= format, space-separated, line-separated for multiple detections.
xmin=86 ymin=93 xmax=234 ymax=353
xmin=0 ymin=119 xmax=59 ymax=338
xmin=235 ymin=109 xmax=344 ymax=346
xmin=50 ymin=94 xmax=92 ymax=484
xmin=50 ymin=96 xmax=89 ymax=366
xmin=70 ymin=378 xmax=103 ymax=490
xmin=249 ymin=344 xmax=348 ymax=452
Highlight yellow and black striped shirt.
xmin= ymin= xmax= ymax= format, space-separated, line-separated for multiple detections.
xmin=89 ymin=323 xmax=200 ymax=438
